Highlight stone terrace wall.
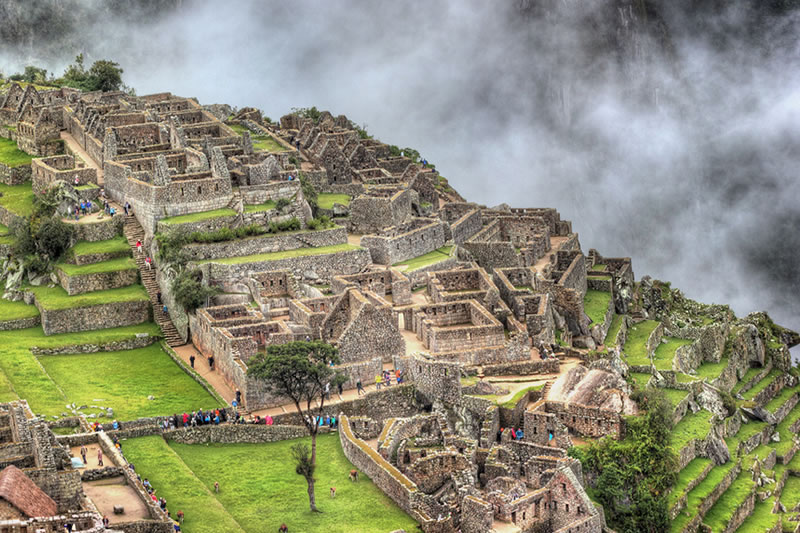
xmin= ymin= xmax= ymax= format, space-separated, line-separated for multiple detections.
xmin=31 ymin=333 xmax=156 ymax=355
xmin=0 ymin=162 xmax=31 ymax=185
xmin=55 ymin=267 xmax=138 ymax=296
xmin=73 ymin=215 xmax=124 ymax=242
xmin=164 ymin=424 xmax=307 ymax=444
xmin=0 ymin=315 xmax=41 ymax=331
xmin=361 ymin=218 xmax=447 ymax=265
xmin=36 ymin=299 xmax=150 ymax=335
xmin=449 ymin=209 xmax=482 ymax=245
xmin=181 ymin=226 xmax=346 ymax=261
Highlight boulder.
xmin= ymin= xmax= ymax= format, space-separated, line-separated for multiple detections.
xmin=742 ymin=406 xmax=777 ymax=425
xmin=706 ymin=434 xmax=731 ymax=465
xmin=113 ymin=505 xmax=125 ymax=515
xmin=696 ymin=385 xmax=727 ymax=418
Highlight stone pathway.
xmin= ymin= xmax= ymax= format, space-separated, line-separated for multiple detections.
xmin=60 ymin=131 xmax=104 ymax=184
xmin=173 ymin=344 xmax=236 ymax=404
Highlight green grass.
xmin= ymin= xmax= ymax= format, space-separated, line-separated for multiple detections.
xmin=668 ymin=457 xmax=712 ymax=509
xmin=675 ymin=373 xmax=700 ymax=383
xmin=781 ymin=475 xmax=800 ymax=511
xmin=671 ymin=409 xmax=712 ymax=451
xmin=653 ymin=337 xmax=693 ymax=372
xmin=702 ymin=470 xmax=754 ymax=532
xmin=39 ymin=344 xmax=221 ymax=420
xmin=123 ymin=434 xmax=419 ymax=533
xmin=0 ymin=181 xmax=35 ymax=217
xmin=0 ymin=223 xmax=9 ymax=236
xmin=695 ymin=358 xmax=729 ymax=381
xmin=604 ymin=314 xmax=624 ymax=346
xmin=317 ymin=193 xmax=351 ymax=210
xmin=242 ymin=200 xmax=276 ymax=213
xmin=197 ymin=244 xmax=361 ymax=265
xmin=393 ymin=245 xmax=453 ymax=271
xmin=159 ymin=208 xmax=237 ymax=226
xmin=228 ymin=124 xmax=287 ymax=152
xmin=584 ymin=289 xmax=612 ymax=325
xmin=770 ymin=401 xmax=800 ymax=457
xmin=56 ymin=256 xmax=137 ymax=276
xmin=499 ymin=384 xmax=545 ymax=409
xmin=742 ymin=369 xmax=781 ymax=401
xmin=74 ymin=183 xmax=99 ymax=191
xmin=27 ymin=283 xmax=149 ymax=310
xmin=591 ymin=264 xmax=606 ymax=271
xmin=765 ymin=384 xmax=798 ymax=413
xmin=732 ymin=366 xmax=763 ymax=396
xmin=663 ymin=388 xmax=689 ymax=408
xmin=0 ymin=323 xmax=161 ymax=415
xmin=630 ymin=372 xmax=652 ymax=388
xmin=0 ymin=137 xmax=33 ymax=167
xmin=623 ymin=319 xmax=659 ymax=366
xmin=0 ymin=298 xmax=39 ymax=321
xmin=69 ymin=236 xmax=131 ymax=258
xmin=670 ymin=460 xmax=737 ymax=533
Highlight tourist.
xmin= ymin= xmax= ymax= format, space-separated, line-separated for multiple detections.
xmin=396 ymin=369 xmax=402 ymax=384
xmin=112 ymin=420 xmax=119 ymax=430
xmin=497 ymin=428 xmax=503 ymax=442
xmin=214 ymin=481 xmax=220 ymax=493
xmin=173 ymin=520 xmax=181 ymax=532
xmin=356 ymin=379 xmax=365 ymax=395
xmin=109 ymin=206 xmax=115 ymax=216
xmin=145 ymin=256 xmax=152 ymax=270
xmin=375 ymin=374 xmax=382 ymax=390
xmin=156 ymin=291 xmax=162 ymax=304
xmin=324 ymin=382 xmax=331 ymax=400
xmin=208 ymin=355 xmax=215 ymax=370
xmin=331 ymin=415 xmax=336 ymax=429
xmin=97 ymin=448 xmax=103 ymax=467
xmin=279 ymin=524 xmax=289 ymax=533
xmin=517 ymin=429 xmax=524 ymax=440
xmin=324 ymin=415 xmax=330 ymax=427
xmin=235 ymin=390 xmax=241 ymax=404
xmin=182 ymin=412 xmax=189 ymax=427
xmin=143 ymin=478 xmax=152 ymax=490
xmin=80 ymin=444 xmax=87 ymax=464
xmin=163 ymin=304 xmax=168 ymax=314
xmin=266 ymin=415 xmax=273 ymax=426
xmin=102 ymin=516 xmax=109 ymax=528
xmin=338 ymin=381 xmax=343 ymax=396
xmin=136 ymin=239 xmax=142 ymax=254
xmin=510 ymin=428 xmax=517 ymax=440
xmin=189 ymin=354 xmax=195 ymax=369
xmin=177 ymin=510 xmax=184 ymax=523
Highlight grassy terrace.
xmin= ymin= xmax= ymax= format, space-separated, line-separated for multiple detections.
xmin=675 ymin=372 xmax=700 ymax=384
xmin=0 ymin=181 xmax=35 ymax=217
xmin=196 ymin=243 xmax=360 ymax=265
xmin=243 ymin=200 xmax=276 ymax=213
xmin=742 ymin=369 xmax=781 ymax=401
xmin=653 ymin=337 xmax=693 ymax=372
xmin=604 ymin=314 xmax=624 ymax=346
xmin=701 ymin=469 xmax=753 ymax=531
xmin=670 ymin=460 xmax=737 ymax=533
xmin=765 ymin=383 xmax=798 ymax=413
xmin=781 ymin=475 xmax=800 ymax=514
xmin=770 ymin=401 xmax=800 ymax=457
xmin=159 ymin=208 xmax=237 ymax=225
xmin=671 ymin=409 xmax=712 ymax=451
xmin=56 ymin=256 xmax=137 ymax=276
xmin=663 ymin=388 xmax=689 ymax=408
xmin=393 ymin=245 xmax=453 ymax=271
xmin=0 ymin=137 xmax=33 ymax=167
xmin=731 ymin=366 xmax=763 ymax=396
xmin=69 ymin=236 xmax=131 ymax=258
xmin=623 ymin=319 xmax=659 ymax=366
xmin=0 ymin=297 xmax=40 ymax=321
xmin=591 ymin=263 xmax=606 ymax=271
xmin=123 ymin=434 xmax=418 ymax=533
xmin=695 ymin=357 xmax=729 ymax=381
xmin=629 ymin=372 xmax=652 ymax=388
xmin=318 ymin=193 xmax=351 ymax=210
xmin=668 ymin=457 xmax=712 ymax=509
xmin=27 ymin=283 xmax=149 ymax=310
xmin=0 ymin=323 xmax=163 ymax=415
xmin=583 ymin=289 xmax=611 ymax=325
xmin=228 ymin=123 xmax=287 ymax=152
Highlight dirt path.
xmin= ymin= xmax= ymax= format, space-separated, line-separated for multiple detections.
xmin=173 ymin=344 xmax=236 ymax=404
xmin=60 ymin=131 xmax=104 ymax=184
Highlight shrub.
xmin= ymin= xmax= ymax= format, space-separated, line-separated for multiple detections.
xmin=36 ymin=217 xmax=74 ymax=260
xmin=306 ymin=219 xmax=321 ymax=230
xmin=172 ymin=269 xmax=217 ymax=312
xmin=275 ymin=197 xmax=291 ymax=211
xmin=299 ymin=174 xmax=318 ymax=214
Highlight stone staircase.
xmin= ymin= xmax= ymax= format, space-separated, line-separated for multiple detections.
xmin=123 ymin=215 xmax=184 ymax=347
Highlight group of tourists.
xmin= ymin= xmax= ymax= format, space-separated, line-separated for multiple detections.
xmin=497 ymin=426 xmax=525 ymax=441
xmin=374 ymin=369 xmax=403 ymax=390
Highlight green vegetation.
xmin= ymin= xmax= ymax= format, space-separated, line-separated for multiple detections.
xmin=770 ymin=402 xmax=800 ymax=457
xmin=499 ymin=384 xmax=545 ymax=409
xmin=701 ymin=470 xmax=753 ymax=531
xmin=667 ymin=457 xmax=712 ymax=509
xmin=228 ymin=123 xmax=286 ymax=152
xmin=765 ymin=384 xmax=798 ymax=413
xmin=69 ymin=236 xmax=130 ymax=258
xmin=0 ymin=181 xmax=35 ymax=217
xmin=40 ymin=344 xmax=221 ymax=420
xmin=172 ymin=269 xmax=218 ymax=312
xmin=742 ymin=369 xmax=781 ymax=401
xmin=604 ymin=314 xmax=624 ymax=346
xmin=0 ymin=298 xmax=40 ymax=321
xmin=662 ymin=388 xmax=689 ymax=408
xmin=393 ymin=245 xmax=453 ymax=271
xmin=781 ymin=475 xmax=800 ymax=511
xmin=670 ymin=460 xmax=737 ymax=533
xmin=123 ymin=434 xmax=418 ymax=533
xmin=197 ymin=244 xmax=361 ymax=265
xmin=159 ymin=208 xmax=237 ymax=226
xmin=56 ymin=256 xmax=137 ymax=276
xmin=317 ymin=193 xmax=351 ymax=210
xmin=584 ymin=289 xmax=612 ymax=325
xmin=695 ymin=358 xmax=729 ymax=381
xmin=629 ymin=372 xmax=652 ymax=388
xmin=736 ymin=495 xmax=780 ymax=531
xmin=731 ymin=366 xmax=762 ymax=395
xmin=671 ymin=409 xmax=712 ymax=451
xmin=623 ymin=320 xmax=659 ymax=366
xmin=0 ymin=137 xmax=33 ymax=168
xmin=242 ymin=200 xmax=276 ymax=213
xmin=652 ymin=337 xmax=693 ymax=372
xmin=591 ymin=264 xmax=606 ymax=271
xmin=27 ymin=283 xmax=149 ymax=310
xmin=675 ymin=373 xmax=700 ymax=384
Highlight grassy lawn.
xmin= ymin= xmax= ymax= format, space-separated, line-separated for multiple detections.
xmin=0 ymin=223 xmax=9 ymax=235
xmin=228 ymin=124 xmax=287 ymax=152
xmin=765 ymin=384 xmax=798 ymax=413
xmin=653 ymin=337 xmax=693 ymax=372
xmin=742 ymin=369 xmax=781 ymax=401
xmin=583 ymin=289 xmax=611 ymax=325
xmin=197 ymin=244 xmax=361 ymax=265
xmin=317 ymin=193 xmax=351 ymax=210
xmin=781 ymin=475 xmax=800 ymax=511
xmin=39 ymin=344 xmax=221 ymax=420
xmin=769 ymin=401 xmax=800 ymax=457
xmin=123 ymin=433 xmax=419 ymax=533
xmin=671 ymin=409 xmax=712 ymax=451
xmin=159 ymin=208 xmax=237 ymax=226
xmin=670 ymin=460 xmax=737 ymax=533
xmin=69 ymin=236 xmax=131 ymax=258
xmin=0 ymin=298 xmax=39 ymax=321
xmin=591 ymin=264 xmax=606 ymax=271
xmin=0 ymin=137 xmax=33 ymax=167
xmin=695 ymin=357 xmax=729 ymax=381
xmin=604 ymin=314 xmax=624 ymax=346
xmin=663 ymin=388 xmax=689 ymax=408
xmin=731 ymin=366 xmax=763 ymax=396
xmin=498 ymin=384 xmax=545 ymax=409
xmin=623 ymin=319 xmax=659 ymax=366
xmin=629 ymin=372 xmax=652 ymax=388
xmin=56 ymin=256 xmax=137 ymax=276
xmin=675 ymin=373 xmax=700 ymax=384
xmin=0 ymin=181 xmax=35 ymax=217
xmin=0 ymin=323 xmax=161 ymax=415
xmin=28 ymin=283 xmax=149 ymax=310
xmin=668 ymin=457 xmax=712 ymax=509
xmin=242 ymin=200 xmax=276 ymax=213
xmin=702 ymin=469 xmax=754 ymax=531
xmin=393 ymin=245 xmax=453 ymax=271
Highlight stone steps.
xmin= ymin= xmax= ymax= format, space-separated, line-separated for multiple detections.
xmin=123 ymin=215 xmax=184 ymax=347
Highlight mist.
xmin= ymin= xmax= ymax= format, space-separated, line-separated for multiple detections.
xmin=1 ymin=0 xmax=798 ymax=349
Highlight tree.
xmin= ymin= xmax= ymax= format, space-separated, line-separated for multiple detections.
xmin=291 ymin=443 xmax=316 ymax=511
xmin=88 ymin=60 xmax=123 ymax=92
xmin=172 ymin=269 xmax=217 ymax=312
xmin=247 ymin=341 xmax=346 ymax=512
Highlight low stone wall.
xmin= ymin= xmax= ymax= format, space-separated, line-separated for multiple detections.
xmin=73 ymin=214 xmax=125 ymax=242
xmin=587 ymin=276 xmax=613 ymax=293
xmin=198 ymin=247 xmax=372 ymax=285
xmin=56 ymin=266 xmax=138 ymax=295
xmin=156 ymin=213 xmax=239 ymax=235
xmin=80 ymin=466 xmax=123 ymax=481
xmin=774 ymin=392 xmax=800 ymax=424
xmin=405 ymin=257 xmax=461 ymax=289
xmin=735 ymin=363 xmax=772 ymax=398
xmin=181 ymin=226 xmax=346 ymax=261
xmin=37 ymin=299 xmax=150 ymax=335
xmin=721 ymin=489 xmax=756 ymax=533
xmin=31 ymin=333 xmax=156 ymax=355
xmin=0 ymin=204 xmax=25 ymax=228
xmin=71 ymin=250 xmax=131 ymax=266
xmin=163 ymin=424 xmax=307 ymax=444
xmin=677 ymin=440 xmax=698 ymax=471
xmin=688 ymin=461 xmax=742 ymax=532
xmin=669 ymin=459 xmax=715 ymax=520
xmin=0 ymin=314 xmax=41 ymax=331
xmin=477 ymin=358 xmax=560 ymax=377
xmin=0 ymin=162 xmax=31 ymax=185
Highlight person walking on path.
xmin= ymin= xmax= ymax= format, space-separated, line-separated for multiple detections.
xmin=136 ymin=240 xmax=142 ymax=255
xmin=80 ymin=444 xmax=87 ymax=464
xmin=145 ymin=256 xmax=152 ymax=270
xmin=375 ymin=374 xmax=382 ymax=390
xmin=97 ymin=448 xmax=103 ymax=467
xmin=356 ymin=379 xmax=365 ymax=395
xmin=189 ymin=354 xmax=195 ymax=368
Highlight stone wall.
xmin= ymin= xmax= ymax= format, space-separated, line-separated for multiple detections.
xmin=73 ymin=214 xmax=124 ymax=242
xmin=181 ymin=226 xmax=346 ymax=261
xmin=31 ymin=334 xmax=156 ymax=355
xmin=36 ymin=299 xmax=150 ymax=335
xmin=163 ymin=424 xmax=307 ymax=444
xmin=56 ymin=266 xmax=138 ymax=295
xmin=0 ymin=162 xmax=31 ymax=185
xmin=361 ymin=218 xmax=448 ymax=265
xmin=0 ymin=314 xmax=41 ymax=331
xmin=449 ymin=209 xmax=482 ymax=245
